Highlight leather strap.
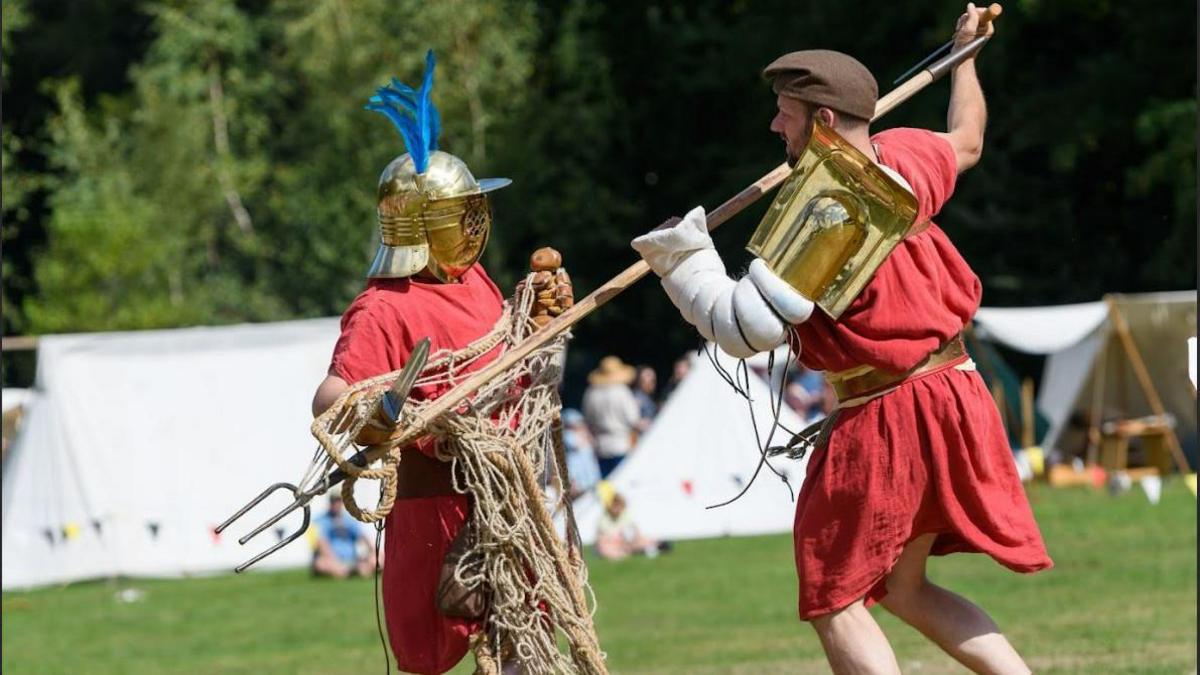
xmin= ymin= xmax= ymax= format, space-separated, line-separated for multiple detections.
xmin=826 ymin=336 xmax=968 ymax=404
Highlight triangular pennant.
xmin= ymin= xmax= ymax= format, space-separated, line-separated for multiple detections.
xmin=596 ymin=481 xmax=616 ymax=508
xmin=274 ymin=526 xmax=286 ymax=542
xmin=1139 ymin=475 xmax=1163 ymax=505
xmin=731 ymin=474 xmax=745 ymax=488
xmin=42 ymin=528 xmax=56 ymax=547
xmin=1026 ymin=446 xmax=1046 ymax=477
xmin=147 ymin=522 xmax=161 ymax=539
xmin=91 ymin=519 xmax=103 ymax=536
xmin=1185 ymin=473 xmax=1197 ymax=498
xmin=209 ymin=525 xmax=222 ymax=545
xmin=62 ymin=523 xmax=81 ymax=541
xmin=680 ymin=479 xmax=694 ymax=497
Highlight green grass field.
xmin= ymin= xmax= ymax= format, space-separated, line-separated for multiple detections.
xmin=4 ymin=483 xmax=1195 ymax=674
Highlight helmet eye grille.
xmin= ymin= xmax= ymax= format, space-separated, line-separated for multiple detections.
xmin=462 ymin=195 xmax=490 ymax=239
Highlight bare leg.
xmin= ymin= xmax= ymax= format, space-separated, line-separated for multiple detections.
xmin=810 ymin=599 xmax=902 ymax=675
xmin=312 ymin=553 xmax=351 ymax=578
xmin=880 ymin=534 xmax=1031 ymax=675
xmin=355 ymin=557 xmax=375 ymax=577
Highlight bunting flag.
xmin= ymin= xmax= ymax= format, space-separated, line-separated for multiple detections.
xmin=42 ymin=527 xmax=56 ymax=547
xmin=596 ymin=480 xmax=616 ymax=508
xmin=680 ymin=479 xmax=694 ymax=497
xmin=90 ymin=519 xmax=103 ymax=536
xmin=1025 ymin=446 xmax=1046 ymax=477
xmin=209 ymin=525 xmax=222 ymax=546
xmin=731 ymin=474 xmax=745 ymax=488
xmin=147 ymin=522 xmax=161 ymax=540
xmin=62 ymin=523 xmax=81 ymax=541
xmin=1139 ymin=475 xmax=1163 ymax=505
xmin=1184 ymin=473 xmax=1197 ymax=498
xmin=273 ymin=526 xmax=286 ymax=542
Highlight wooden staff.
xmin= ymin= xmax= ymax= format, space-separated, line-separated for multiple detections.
xmin=389 ymin=5 xmax=1004 ymax=447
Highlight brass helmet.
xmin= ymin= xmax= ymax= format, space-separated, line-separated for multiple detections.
xmin=366 ymin=51 xmax=511 ymax=282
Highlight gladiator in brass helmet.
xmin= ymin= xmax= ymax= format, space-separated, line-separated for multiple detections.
xmin=365 ymin=50 xmax=511 ymax=282
xmin=746 ymin=117 xmax=921 ymax=319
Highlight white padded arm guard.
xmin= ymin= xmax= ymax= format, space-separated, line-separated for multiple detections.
xmin=632 ymin=206 xmax=814 ymax=358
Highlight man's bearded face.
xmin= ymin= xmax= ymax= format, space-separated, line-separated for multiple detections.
xmin=769 ymin=95 xmax=814 ymax=167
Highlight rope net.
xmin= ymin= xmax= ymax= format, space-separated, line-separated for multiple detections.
xmin=306 ymin=274 xmax=605 ymax=674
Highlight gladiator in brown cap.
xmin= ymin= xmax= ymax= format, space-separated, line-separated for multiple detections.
xmin=633 ymin=4 xmax=1050 ymax=674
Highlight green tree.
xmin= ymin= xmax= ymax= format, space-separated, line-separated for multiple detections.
xmin=23 ymin=0 xmax=541 ymax=330
xmin=2 ymin=0 xmax=34 ymax=334
xmin=25 ymin=0 xmax=284 ymax=332
xmin=24 ymin=80 xmax=200 ymax=331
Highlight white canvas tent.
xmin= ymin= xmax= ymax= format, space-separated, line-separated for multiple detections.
xmin=1 ymin=318 xmax=382 ymax=591
xmin=973 ymin=291 xmax=1197 ymax=467
xmin=572 ymin=346 xmax=812 ymax=545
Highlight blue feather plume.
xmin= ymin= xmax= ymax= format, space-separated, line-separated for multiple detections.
xmin=365 ymin=50 xmax=440 ymax=173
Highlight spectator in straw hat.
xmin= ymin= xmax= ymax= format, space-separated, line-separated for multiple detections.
xmin=582 ymin=356 xmax=641 ymax=477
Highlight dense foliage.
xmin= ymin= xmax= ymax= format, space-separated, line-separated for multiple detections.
xmin=3 ymin=0 xmax=1195 ymax=388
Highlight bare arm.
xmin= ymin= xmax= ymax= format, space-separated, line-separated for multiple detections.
xmin=313 ymin=372 xmax=394 ymax=446
xmin=313 ymin=373 xmax=350 ymax=417
xmin=936 ymin=3 xmax=994 ymax=174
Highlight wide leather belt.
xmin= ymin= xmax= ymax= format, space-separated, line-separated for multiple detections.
xmin=826 ymin=336 xmax=967 ymax=404
xmin=395 ymin=446 xmax=460 ymax=499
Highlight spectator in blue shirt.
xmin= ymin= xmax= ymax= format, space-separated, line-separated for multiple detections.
xmin=312 ymin=495 xmax=377 ymax=578
xmin=786 ymin=365 xmax=827 ymax=422
xmin=562 ymin=408 xmax=601 ymax=500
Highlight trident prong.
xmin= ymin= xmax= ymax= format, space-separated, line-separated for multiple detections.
xmin=215 ymin=338 xmax=432 ymax=572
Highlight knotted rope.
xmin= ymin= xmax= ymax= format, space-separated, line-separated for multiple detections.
xmin=305 ymin=274 xmax=605 ymax=674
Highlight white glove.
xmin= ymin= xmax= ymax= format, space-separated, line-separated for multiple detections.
xmin=632 ymin=206 xmax=814 ymax=358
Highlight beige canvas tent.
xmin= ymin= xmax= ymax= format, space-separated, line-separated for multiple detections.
xmin=974 ymin=291 xmax=1196 ymax=473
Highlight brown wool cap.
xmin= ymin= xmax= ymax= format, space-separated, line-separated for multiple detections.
xmin=763 ymin=49 xmax=878 ymax=121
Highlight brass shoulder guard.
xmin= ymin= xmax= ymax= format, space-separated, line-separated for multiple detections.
xmin=747 ymin=119 xmax=920 ymax=319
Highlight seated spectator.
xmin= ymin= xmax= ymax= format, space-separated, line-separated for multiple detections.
xmin=595 ymin=493 xmax=663 ymax=560
xmin=785 ymin=365 xmax=827 ymax=422
xmin=312 ymin=495 xmax=377 ymax=578
xmin=562 ymin=408 xmax=601 ymax=499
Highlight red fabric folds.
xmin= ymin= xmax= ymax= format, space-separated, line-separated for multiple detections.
xmin=328 ymin=264 xmax=506 ymax=670
xmin=789 ymin=129 xmax=1052 ymax=620
xmin=382 ymin=495 xmax=479 ymax=674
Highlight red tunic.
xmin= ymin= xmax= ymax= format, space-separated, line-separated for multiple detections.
xmin=330 ymin=264 xmax=504 ymax=674
xmin=790 ymin=128 xmax=1052 ymax=620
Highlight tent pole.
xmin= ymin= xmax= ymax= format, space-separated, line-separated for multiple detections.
xmin=1021 ymin=377 xmax=1035 ymax=448
xmin=1086 ymin=334 xmax=1107 ymax=467
xmin=1104 ymin=296 xmax=1191 ymax=473
xmin=991 ymin=381 xmax=1008 ymax=432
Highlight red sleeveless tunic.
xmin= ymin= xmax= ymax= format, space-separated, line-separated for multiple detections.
xmin=790 ymin=129 xmax=1052 ymax=619
xmin=330 ymin=264 xmax=504 ymax=673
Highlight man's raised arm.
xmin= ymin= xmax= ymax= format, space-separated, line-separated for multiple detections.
xmin=937 ymin=3 xmax=994 ymax=174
